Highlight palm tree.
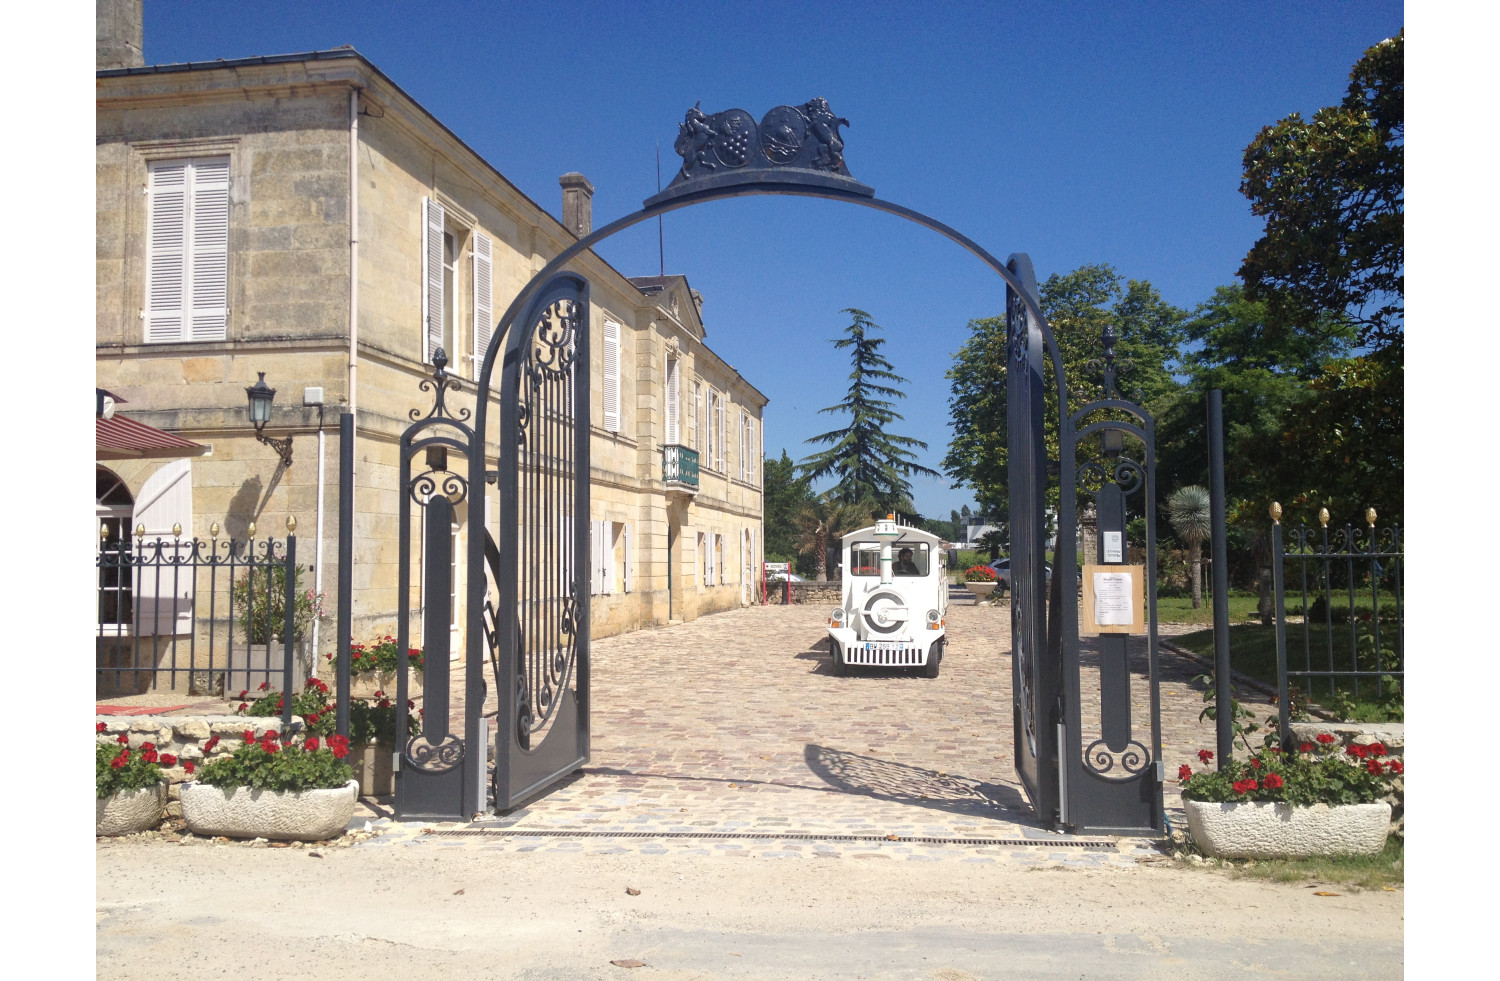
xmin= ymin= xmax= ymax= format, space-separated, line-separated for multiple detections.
xmin=1166 ymin=485 xmax=1213 ymax=609
xmin=794 ymin=494 xmax=875 ymax=581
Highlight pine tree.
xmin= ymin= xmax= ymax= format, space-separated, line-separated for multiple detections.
xmin=796 ymin=309 xmax=939 ymax=514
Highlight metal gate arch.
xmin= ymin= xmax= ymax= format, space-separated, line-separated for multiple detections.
xmin=433 ymin=101 xmax=1163 ymax=833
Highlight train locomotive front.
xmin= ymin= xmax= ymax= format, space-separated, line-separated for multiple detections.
xmin=826 ymin=517 xmax=948 ymax=678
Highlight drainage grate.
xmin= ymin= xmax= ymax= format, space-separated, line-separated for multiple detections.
xmin=424 ymin=828 xmax=1119 ymax=848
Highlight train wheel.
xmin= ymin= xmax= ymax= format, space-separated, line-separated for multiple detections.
xmin=922 ymin=639 xmax=943 ymax=678
xmin=831 ymin=642 xmax=848 ymax=676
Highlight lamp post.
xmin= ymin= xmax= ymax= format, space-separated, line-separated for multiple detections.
xmin=245 ymin=372 xmax=294 ymax=468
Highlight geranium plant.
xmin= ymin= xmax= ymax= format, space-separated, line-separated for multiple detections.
xmin=237 ymin=678 xmax=420 ymax=746
xmin=349 ymin=691 xmax=422 ymax=746
xmin=962 ymin=565 xmax=997 ymax=582
xmin=1179 ymin=735 xmax=1403 ymax=806
xmin=96 ymin=726 xmax=176 ymax=799
xmin=194 ymin=727 xmax=353 ymax=793
xmin=231 ymin=564 xmax=326 ymax=643
xmin=328 ymin=636 xmax=425 ymax=676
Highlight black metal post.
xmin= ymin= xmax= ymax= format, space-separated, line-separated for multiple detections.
xmin=336 ymin=412 xmax=353 ymax=739
xmin=282 ymin=532 xmax=296 ymax=733
xmin=1271 ymin=506 xmax=1291 ymax=748
xmin=1208 ymin=390 xmax=1232 ymax=766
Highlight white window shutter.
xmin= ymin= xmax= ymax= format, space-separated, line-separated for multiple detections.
xmin=132 ymin=460 xmax=194 ymax=635
xmin=623 ymin=523 xmax=632 ymax=593
xmin=749 ymin=419 xmax=757 ymax=483
xmin=422 ymin=197 xmax=445 ymax=363
xmin=717 ymin=534 xmax=726 ymax=585
xmin=739 ymin=412 xmax=747 ymax=481
xmin=146 ymin=162 xmax=187 ymax=343
xmin=706 ymin=533 xmax=714 ymax=586
xmin=603 ymin=320 xmax=621 ymax=432
xmin=665 ymin=358 xmax=680 ymax=445
xmin=472 ymin=231 xmax=493 ymax=379
xmin=716 ymin=396 xmax=726 ymax=472
xmin=691 ymin=382 xmax=701 ymax=451
xmin=188 ymin=158 xmax=229 ymax=341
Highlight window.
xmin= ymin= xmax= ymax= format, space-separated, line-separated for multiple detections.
xmin=704 ymin=389 xmax=716 ymax=467
xmin=715 ymin=392 xmax=727 ymax=473
xmin=146 ymin=157 xmax=229 ymax=343
xmin=716 ymin=534 xmax=725 ymax=585
xmin=690 ymin=380 xmax=701 ymax=451
xmin=422 ymin=197 xmax=445 ymax=363
xmin=665 ymin=356 xmax=680 ymax=444
xmin=747 ymin=417 xmax=757 ymax=484
xmin=97 ymin=469 xmax=134 ymax=628
xmin=849 ymin=541 xmax=931 ymax=577
xmin=603 ymin=319 xmax=622 ymax=433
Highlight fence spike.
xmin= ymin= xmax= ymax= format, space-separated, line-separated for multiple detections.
xmin=100 ymin=522 xmax=108 ymax=541
xmin=173 ymin=523 xmax=182 ymax=538
xmin=287 ymin=515 xmax=297 ymax=534
xmin=1318 ymin=507 xmax=1329 ymax=527
xmin=248 ymin=521 xmax=256 ymax=539
xmin=1366 ymin=507 xmax=1377 ymax=528
xmin=210 ymin=521 xmax=220 ymax=539
xmin=1270 ymin=502 xmax=1281 ymax=524
xmin=135 ymin=523 xmax=145 ymax=539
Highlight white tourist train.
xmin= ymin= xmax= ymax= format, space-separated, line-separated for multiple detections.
xmin=826 ymin=516 xmax=948 ymax=678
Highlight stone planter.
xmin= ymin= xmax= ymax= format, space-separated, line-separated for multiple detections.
xmin=1184 ymin=800 xmax=1392 ymax=859
xmin=96 ymin=783 xmax=166 ymax=836
xmin=350 ymin=672 xmax=421 ymax=702
xmin=221 ymin=640 xmax=311 ymax=697
xmin=966 ymin=581 xmax=998 ymax=604
xmin=348 ymin=743 xmax=394 ymax=797
xmin=179 ymin=780 xmax=359 ymax=842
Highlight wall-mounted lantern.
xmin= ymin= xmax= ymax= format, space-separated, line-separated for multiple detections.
xmin=245 ymin=372 xmax=294 ymax=468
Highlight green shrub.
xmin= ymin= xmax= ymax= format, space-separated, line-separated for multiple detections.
xmin=96 ymin=733 xmax=166 ymax=799
xmin=195 ymin=730 xmax=353 ymax=793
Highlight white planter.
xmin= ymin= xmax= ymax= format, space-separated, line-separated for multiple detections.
xmin=966 ymin=581 xmax=998 ymax=604
xmin=180 ymin=780 xmax=359 ymax=842
xmin=96 ymin=783 xmax=166 ymax=836
xmin=1184 ymin=800 xmax=1392 ymax=859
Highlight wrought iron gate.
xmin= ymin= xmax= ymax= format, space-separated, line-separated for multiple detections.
xmin=490 ymin=274 xmax=592 ymax=809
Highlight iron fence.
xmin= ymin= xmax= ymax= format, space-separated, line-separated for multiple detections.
xmin=96 ymin=523 xmax=305 ymax=727
xmin=1272 ymin=505 xmax=1403 ymax=741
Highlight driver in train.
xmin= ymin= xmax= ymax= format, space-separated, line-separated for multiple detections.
xmin=893 ymin=547 xmax=921 ymax=576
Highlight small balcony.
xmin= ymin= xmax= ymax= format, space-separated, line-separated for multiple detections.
xmin=662 ymin=444 xmax=699 ymax=496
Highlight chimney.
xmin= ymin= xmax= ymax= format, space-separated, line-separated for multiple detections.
xmin=97 ymin=0 xmax=144 ymax=70
xmin=559 ymin=173 xmax=594 ymax=238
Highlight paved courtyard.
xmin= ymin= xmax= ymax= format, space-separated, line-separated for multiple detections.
xmin=400 ymin=599 xmax=1264 ymax=864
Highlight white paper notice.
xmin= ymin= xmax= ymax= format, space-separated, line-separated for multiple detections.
xmin=1093 ymin=571 xmax=1134 ymax=626
xmin=1103 ymin=531 xmax=1124 ymax=563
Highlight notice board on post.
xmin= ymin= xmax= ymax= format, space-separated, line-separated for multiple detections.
xmin=1081 ymin=564 xmax=1146 ymax=635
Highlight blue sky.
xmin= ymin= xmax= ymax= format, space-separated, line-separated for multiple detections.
xmin=134 ymin=0 xmax=1403 ymax=519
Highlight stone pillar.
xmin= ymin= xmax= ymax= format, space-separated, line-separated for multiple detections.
xmin=559 ymin=173 xmax=594 ymax=238
xmin=1079 ymin=502 xmax=1098 ymax=563
xmin=97 ymin=0 xmax=144 ymax=70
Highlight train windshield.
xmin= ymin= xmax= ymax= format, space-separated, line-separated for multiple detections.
xmin=848 ymin=542 xmax=931 ymax=577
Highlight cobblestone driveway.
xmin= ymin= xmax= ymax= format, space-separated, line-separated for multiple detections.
xmin=409 ymin=601 xmax=1267 ymax=864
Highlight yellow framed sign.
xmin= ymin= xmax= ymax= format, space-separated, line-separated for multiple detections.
xmin=1081 ymin=564 xmax=1146 ymax=635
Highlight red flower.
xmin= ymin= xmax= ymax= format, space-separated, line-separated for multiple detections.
xmin=239 ymin=690 xmax=248 ymax=699
xmin=141 ymin=748 xmax=159 ymax=763
xmin=1268 ymin=747 xmax=1282 ymax=754
xmin=1232 ymin=778 xmax=1258 ymax=794
xmin=305 ymin=737 xmax=320 ymax=753
xmin=110 ymin=752 xmax=128 ymax=769
xmin=183 ymin=761 xmax=195 ymax=775
xmin=259 ymin=681 xmax=270 ymax=691
xmin=306 ymin=713 xmax=320 ymax=724
xmin=1263 ymin=773 xmax=1284 ymax=789
xmin=1388 ymin=760 xmax=1404 ymax=774
xmin=373 ymin=691 xmax=384 ymax=699
xmin=238 ymin=703 xmax=248 ymax=712
xmin=1316 ymin=733 xmax=1335 ymax=744
xmin=1197 ymin=749 xmax=1213 ymax=763
xmin=1366 ymin=759 xmax=1384 ymax=775
xmin=160 ymin=753 xmax=177 ymax=766
xmin=204 ymin=735 xmax=220 ymax=752
xmin=377 ymin=699 xmax=391 ymax=709
xmin=116 ymin=734 xmax=129 ymax=745
xmin=1177 ymin=764 xmax=1193 ymax=781
xmin=1250 ymin=758 xmax=1262 ymax=769
xmin=328 ymin=734 xmax=350 ymax=759
xmin=243 ymin=730 xmax=256 ymax=742
xmin=1299 ymin=743 xmax=1313 ymax=753
xmin=96 ymin=722 xmax=107 ymax=733
xmin=1347 ymin=745 xmax=1368 ymax=759
xmin=1367 ymin=742 xmax=1386 ymax=757
xmin=408 ymin=700 xmax=416 ymax=710
xmin=261 ymin=738 xmax=280 ymax=755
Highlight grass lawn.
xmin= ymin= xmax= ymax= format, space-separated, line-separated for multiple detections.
xmin=1175 ymin=835 xmax=1403 ymax=891
xmin=1155 ymin=594 xmax=1261 ymax=626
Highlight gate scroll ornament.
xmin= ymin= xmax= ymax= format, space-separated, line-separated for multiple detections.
xmin=447 ymin=99 xmax=1163 ymax=833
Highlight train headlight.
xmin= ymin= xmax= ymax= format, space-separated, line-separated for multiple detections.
xmin=926 ymin=609 xmax=941 ymax=629
xmin=830 ymin=608 xmax=846 ymax=626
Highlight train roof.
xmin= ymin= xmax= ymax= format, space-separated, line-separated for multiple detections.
xmin=840 ymin=523 xmax=944 ymax=546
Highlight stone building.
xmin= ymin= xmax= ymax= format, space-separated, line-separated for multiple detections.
xmin=95 ymin=2 xmax=766 ymax=689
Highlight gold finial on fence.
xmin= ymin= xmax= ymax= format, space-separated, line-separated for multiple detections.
xmin=287 ymin=515 xmax=297 ymax=534
xmin=1366 ymin=507 xmax=1377 ymax=528
xmin=172 ymin=523 xmax=182 ymax=538
xmin=1318 ymin=507 xmax=1330 ymax=527
xmin=100 ymin=523 xmax=108 ymax=541
xmin=247 ymin=521 xmax=256 ymax=539
xmin=210 ymin=522 xmax=219 ymax=539
xmin=135 ymin=523 xmax=145 ymax=539
xmin=1270 ymin=502 xmax=1281 ymax=524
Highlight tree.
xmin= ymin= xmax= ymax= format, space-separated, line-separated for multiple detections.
xmin=1166 ymin=485 xmax=1212 ymax=609
xmin=793 ymin=493 xmax=875 ymax=581
xmin=1239 ymin=31 xmax=1403 ymax=350
xmin=762 ymin=449 xmax=814 ymax=564
xmin=943 ymin=266 xmax=1187 ymax=513
xmin=797 ymin=309 xmax=940 ymax=514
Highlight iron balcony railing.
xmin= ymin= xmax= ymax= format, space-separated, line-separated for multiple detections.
xmin=662 ymin=444 xmax=700 ymax=490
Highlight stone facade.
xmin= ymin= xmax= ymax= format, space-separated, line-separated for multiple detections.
xmin=96 ymin=40 xmax=766 ymax=687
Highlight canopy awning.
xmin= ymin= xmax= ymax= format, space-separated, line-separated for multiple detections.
xmin=97 ymin=414 xmax=212 ymax=460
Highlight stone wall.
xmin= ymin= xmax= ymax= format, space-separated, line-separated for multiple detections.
xmin=764 ymin=580 xmax=842 ymax=605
